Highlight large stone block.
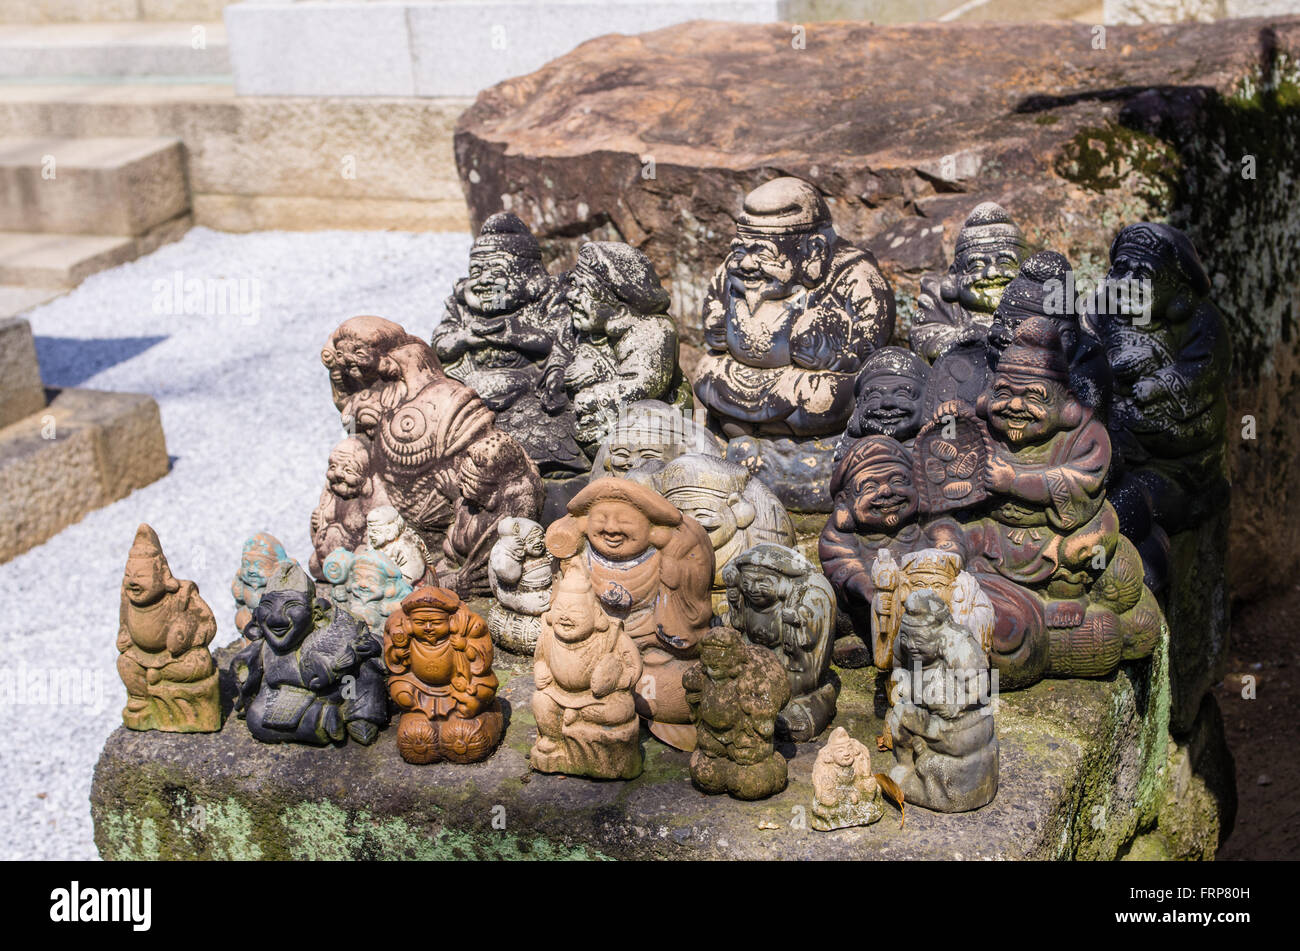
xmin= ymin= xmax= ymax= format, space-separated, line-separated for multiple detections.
xmin=453 ymin=16 xmax=1300 ymax=607
xmin=0 ymin=317 xmax=45 ymax=430
xmin=0 ymin=22 xmax=230 ymax=79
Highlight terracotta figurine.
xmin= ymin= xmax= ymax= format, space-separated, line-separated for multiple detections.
xmin=321 ymin=314 xmax=423 ymax=435
xmin=546 ymin=476 xmax=714 ymax=750
xmin=384 ymin=586 xmax=504 ymax=764
xmin=723 ymin=544 xmax=838 ymax=742
xmin=683 ymin=626 xmax=792 ymax=801
xmin=870 ymin=546 xmax=994 ymax=670
xmin=308 ymin=436 xmax=389 ymax=578
xmin=320 ymin=547 xmax=354 ymax=610
xmin=232 ymin=562 xmax=388 ymax=745
xmin=811 ymin=727 xmax=882 ymax=831
xmin=530 ymin=568 xmax=644 ymax=779
xmin=116 ymin=524 xmax=220 ymax=733
xmin=432 ymin=212 xmax=585 ymax=475
xmin=232 ymin=532 xmax=293 ymax=634
xmin=886 ymin=590 xmax=997 ymax=812
xmin=361 ymin=505 xmax=431 ymax=589
xmin=487 ymin=516 xmax=554 ymax=655
xmin=836 ymin=346 xmax=930 ymax=462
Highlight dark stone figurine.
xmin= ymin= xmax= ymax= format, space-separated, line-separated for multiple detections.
xmin=684 ymin=626 xmax=792 ymax=801
xmin=232 ymin=562 xmax=389 ymax=745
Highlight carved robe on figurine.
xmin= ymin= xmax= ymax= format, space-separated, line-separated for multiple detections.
xmin=723 ymin=544 xmax=838 ymax=742
xmin=384 ymin=586 xmax=504 ymax=764
xmin=232 ymin=532 xmax=292 ymax=634
xmin=531 ymin=568 xmax=644 ymax=779
xmin=117 ymin=524 xmax=220 ymax=733
xmin=432 ymin=213 xmax=585 ymax=475
xmin=487 ymin=517 xmax=554 ymax=655
xmin=546 ymin=477 xmax=715 ymax=751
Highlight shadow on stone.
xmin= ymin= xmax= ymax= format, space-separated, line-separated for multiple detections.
xmin=34 ymin=335 xmax=167 ymax=387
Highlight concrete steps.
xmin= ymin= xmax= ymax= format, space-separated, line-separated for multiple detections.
xmin=1 ymin=1 xmax=229 ymax=23
xmin=0 ymin=22 xmax=229 ymax=80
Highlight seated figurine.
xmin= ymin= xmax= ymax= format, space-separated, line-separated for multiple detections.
xmin=811 ymin=727 xmax=882 ymax=831
xmin=588 ymin=399 xmax=724 ymax=478
xmin=361 ymin=505 xmax=431 ymax=589
xmin=543 ymin=241 xmax=693 ymax=453
xmin=436 ymin=430 xmax=545 ymax=598
xmin=321 ymin=315 xmax=424 ymax=435
xmin=692 ymin=176 xmax=896 ymax=510
xmin=835 ymin=346 xmax=930 ymax=463
xmin=232 ymin=562 xmax=388 ymax=746
xmin=886 ymin=590 xmax=997 ymax=812
xmin=870 ymin=547 xmax=994 ymax=671
xmin=232 ymin=532 xmax=293 ymax=634
xmin=683 ymin=626 xmax=792 ymax=801
xmin=909 ymin=201 xmax=1028 ymax=363
xmin=335 ymin=547 xmax=413 ymax=635
xmin=723 ymin=544 xmax=837 ymax=742
xmin=116 ymin=524 xmax=220 ymax=733
xmin=546 ymin=476 xmax=714 ymax=751
xmin=308 ymin=437 xmax=390 ymax=579
xmin=383 ymin=586 xmax=504 ymax=764
xmin=487 ymin=517 xmax=554 ymax=655
xmin=530 ymin=568 xmax=644 ymax=779
xmin=432 ymin=212 xmax=585 ymax=475
xmin=320 ymin=548 xmax=354 ymax=611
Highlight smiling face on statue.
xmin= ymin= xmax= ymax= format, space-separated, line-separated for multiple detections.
xmin=987 ymin=372 xmax=1070 ymax=447
xmin=954 ymin=242 xmax=1023 ymax=315
xmin=855 ymin=372 xmax=925 ymax=439
xmin=585 ymin=500 xmax=654 ymax=560
xmin=848 ymin=461 xmax=919 ymax=532
xmin=464 ymin=248 xmax=527 ymax=316
xmin=736 ymin=564 xmax=787 ymax=611
xmin=725 ymin=231 xmax=828 ymax=303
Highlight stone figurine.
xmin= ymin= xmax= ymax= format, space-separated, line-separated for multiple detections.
xmin=683 ymin=626 xmax=792 ymax=801
xmin=432 ymin=212 xmax=586 ymax=475
xmin=546 ymin=476 xmax=714 ymax=751
xmin=308 ymin=436 xmax=390 ymax=578
xmin=333 ymin=546 xmax=413 ymax=635
xmin=436 ymin=429 xmax=545 ymax=598
xmin=383 ymin=586 xmax=504 ymax=764
xmin=909 ymin=201 xmax=1028 ymax=363
xmin=320 ymin=547 xmax=354 ymax=610
xmin=543 ymin=241 xmax=693 ymax=453
xmin=693 ymin=176 xmax=896 ymax=510
xmin=835 ymin=346 xmax=930 ymax=462
xmin=487 ymin=517 xmax=554 ymax=655
xmin=232 ymin=532 xmax=293 ymax=634
xmin=723 ymin=544 xmax=838 ymax=742
xmin=231 ymin=562 xmax=388 ymax=745
xmin=588 ymin=399 xmax=725 ymax=478
xmin=811 ymin=727 xmax=882 ymax=831
xmin=870 ymin=547 xmax=994 ymax=670
xmin=361 ymin=505 xmax=431 ymax=589
xmin=886 ymin=590 xmax=997 ymax=813
xmin=530 ymin=568 xmax=644 ymax=780
xmin=117 ymin=524 xmax=220 ymax=733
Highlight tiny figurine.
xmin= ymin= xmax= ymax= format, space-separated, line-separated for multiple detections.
xmin=588 ymin=399 xmax=725 ymax=478
xmin=870 ymin=547 xmax=994 ymax=670
xmin=320 ymin=547 xmax=354 ymax=610
xmin=432 ymin=212 xmax=585 ymax=475
xmin=723 ymin=544 xmax=838 ymax=742
xmin=811 ymin=727 xmax=882 ymax=831
xmin=544 ymin=241 xmax=693 ymax=453
xmin=361 ymin=505 xmax=431 ymax=589
xmin=383 ymin=586 xmax=504 ymax=764
xmin=116 ymin=524 xmax=220 ymax=733
xmin=546 ymin=476 xmax=714 ymax=750
xmin=530 ymin=568 xmax=644 ymax=779
xmin=232 ymin=562 xmax=388 ymax=745
xmin=886 ymin=590 xmax=997 ymax=812
xmin=683 ymin=626 xmax=792 ymax=801
xmin=487 ymin=517 xmax=553 ymax=655
xmin=231 ymin=532 xmax=293 ymax=634
xmin=836 ymin=346 xmax=930 ymax=462
xmin=308 ymin=437 xmax=390 ymax=579
xmin=336 ymin=547 xmax=413 ymax=634
xmin=909 ymin=201 xmax=1028 ymax=363
xmin=693 ymin=176 xmax=896 ymax=510
xmin=436 ymin=429 xmax=545 ymax=598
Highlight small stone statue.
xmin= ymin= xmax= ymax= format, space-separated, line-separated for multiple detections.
xmin=632 ymin=452 xmax=795 ymax=597
xmin=383 ymin=586 xmax=504 ymax=764
xmin=544 ymin=241 xmax=693 ymax=453
xmin=909 ymin=201 xmax=1028 ymax=363
xmin=362 ymin=505 xmax=431 ymax=589
xmin=723 ymin=544 xmax=838 ymax=742
xmin=683 ymin=626 xmax=792 ymax=801
xmin=231 ymin=562 xmax=388 ymax=745
xmin=836 ymin=346 xmax=930 ymax=462
xmin=530 ymin=568 xmax=644 ymax=780
xmin=588 ymin=399 xmax=724 ymax=478
xmin=232 ymin=532 xmax=293 ymax=634
xmin=886 ymin=590 xmax=997 ymax=812
xmin=308 ymin=437 xmax=390 ymax=579
xmin=870 ymin=547 xmax=994 ymax=670
xmin=436 ymin=429 xmax=545 ymax=599
xmin=811 ymin=727 xmax=882 ymax=831
xmin=116 ymin=524 xmax=220 ymax=733
xmin=432 ymin=212 xmax=585 ymax=475
xmin=320 ymin=547 xmax=354 ymax=610
xmin=334 ymin=546 xmax=413 ymax=634
xmin=546 ymin=476 xmax=714 ymax=750
xmin=692 ymin=176 xmax=896 ymax=510
xmin=487 ymin=517 xmax=554 ymax=655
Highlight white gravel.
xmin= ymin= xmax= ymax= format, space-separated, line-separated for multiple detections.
xmin=0 ymin=226 xmax=472 ymax=859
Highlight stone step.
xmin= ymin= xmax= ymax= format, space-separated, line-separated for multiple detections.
xmin=0 ymin=283 xmax=62 ymax=319
xmin=0 ymin=216 xmax=190 ymax=286
xmin=0 ymin=22 xmax=229 ymax=80
xmin=0 ymin=1 xmax=229 ymax=23
xmin=0 ymin=317 xmax=46 ymax=430
xmin=0 ymin=136 xmax=189 ymax=236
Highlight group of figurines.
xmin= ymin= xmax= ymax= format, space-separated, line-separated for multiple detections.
xmin=115 ymin=176 xmax=1228 ymax=825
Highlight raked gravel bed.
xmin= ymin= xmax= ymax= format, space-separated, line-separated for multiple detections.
xmin=0 ymin=226 xmax=472 ymax=859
